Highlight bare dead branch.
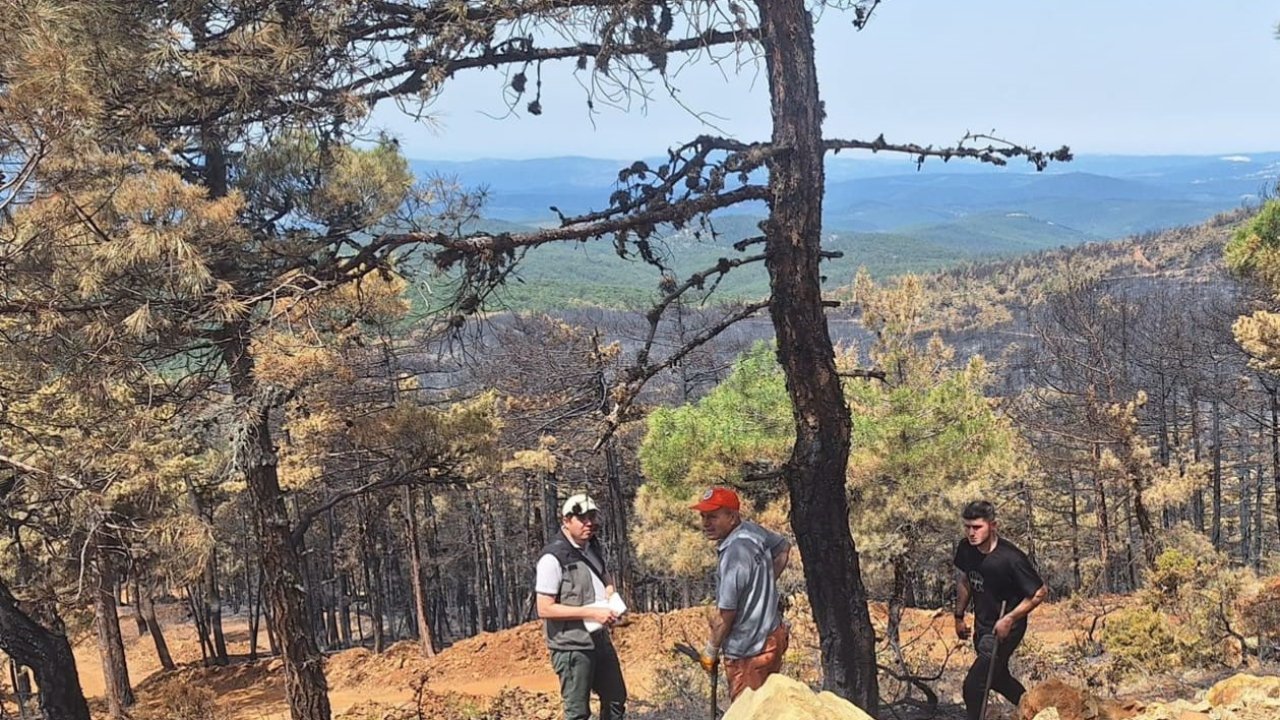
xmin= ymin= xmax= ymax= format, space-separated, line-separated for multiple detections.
xmin=824 ymin=133 xmax=1072 ymax=171
xmin=595 ymin=298 xmax=770 ymax=450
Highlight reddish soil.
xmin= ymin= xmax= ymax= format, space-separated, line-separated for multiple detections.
xmin=32 ymin=596 xmax=1100 ymax=719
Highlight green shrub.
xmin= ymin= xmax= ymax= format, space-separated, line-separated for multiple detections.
xmin=1099 ymin=606 xmax=1179 ymax=674
xmin=1147 ymin=548 xmax=1198 ymax=600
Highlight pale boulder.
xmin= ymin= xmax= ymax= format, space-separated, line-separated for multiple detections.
xmin=1019 ymin=678 xmax=1143 ymax=720
xmin=1204 ymin=673 xmax=1280 ymax=708
xmin=720 ymin=673 xmax=874 ymax=720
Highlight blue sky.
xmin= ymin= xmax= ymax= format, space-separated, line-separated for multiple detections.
xmin=371 ymin=2 xmax=1280 ymax=161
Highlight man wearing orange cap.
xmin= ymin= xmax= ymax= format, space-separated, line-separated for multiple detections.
xmin=692 ymin=486 xmax=792 ymax=700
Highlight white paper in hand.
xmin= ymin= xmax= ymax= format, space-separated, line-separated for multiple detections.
xmin=582 ymin=593 xmax=628 ymax=633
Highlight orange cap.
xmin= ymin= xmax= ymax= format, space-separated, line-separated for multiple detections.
xmin=691 ymin=486 xmax=740 ymax=512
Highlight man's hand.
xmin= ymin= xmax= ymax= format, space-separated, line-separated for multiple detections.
xmin=954 ymin=615 xmax=971 ymax=641
xmin=585 ymin=606 xmax=618 ymax=626
xmin=699 ymin=643 xmax=721 ymax=674
xmin=994 ymin=614 xmax=1014 ymax=640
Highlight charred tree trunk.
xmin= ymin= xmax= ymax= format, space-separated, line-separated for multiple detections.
xmin=1127 ymin=455 xmax=1157 ymax=569
xmin=325 ymin=508 xmax=342 ymax=650
xmin=184 ymin=475 xmax=229 ymax=665
xmin=405 ymin=487 xmax=438 ymax=657
xmin=338 ymin=571 xmax=353 ymax=648
xmin=130 ymin=577 xmax=148 ymax=636
xmin=358 ymin=497 xmax=386 ymax=653
xmin=604 ymin=441 xmax=634 ymax=601
xmin=93 ymin=549 xmax=135 ymax=719
xmin=138 ymin=582 xmax=175 ymax=671
xmin=1240 ymin=468 xmax=1253 ymax=566
xmin=187 ymin=584 xmax=212 ymax=664
xmin=1021 ymin=479 xmax=1038 ymax=566
xmin=205 ymin=546 xmax=229 ymax=665
xmin=221 ymin=329 xmax=330 ymax=720
xmin=542 ymin=469 xmax=559 ymax=545
xmin=249 ymin=565 xmax=264 ymax=661
xmin=362 ymin=519 xmax=386 ymax=653
xmin=887 ymin=555 xmax=908 ymax=670
xmin=1069 ymin=471 xmax=1082 ymax=591
xmin=1191 ymin=399 xmax=1206 ymax=532
xmin=757 ymin=0 xmax=877 ymax=709
xmin=1254 ymin=462 xmax=1264 ymax=571
xmin=1092 ymin=444 xmax=1112 ymax=593
xmin=1212 ymin=398 xmax=1223 ymax=549
xmin=0 ymin=580 xmax=91 ymax=720
xmin=1271 ymin=384 xmax=1280 ymax=542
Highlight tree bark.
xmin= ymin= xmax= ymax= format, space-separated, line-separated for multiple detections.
xmin=205 ymin=545 xmax=230 ymax=665
xmin=187 ymin=584 xmax=212 ymax=664
xmin=887 ymin=555 xmax=908 ymax=670
xmin=130 ymin=577 xmax=148 ymax=636
xmin=1212 ymin=398 xmax=1223 ymax=548
xmin=360 ymin=507 xmax=386 ymax=653
xmin=221 ymin=330 xmax=331 ymax=720
xmin=1191 ymin=399 xmax=1206 ymax=532
xmin=1126 ymin=453 xmax=1157 ymax=568
xmin=325 ymin=508 xmax=342 ymax=650
xmin=0 ymin=579 xmax=91 ymax=720
xmin=756 ymin=0 xmax=877 ymax=709
xmin=1092 ymin=444 xmax=1112 ymax=593
xmin=405 ymin=486 xmax=438 ymax=657
xmin=1069 ymin=471 xmax=1081 ymax=591
xmin=541 ymin=469 xmax=559 ymax=545
xmin=1239 ymin=468 xmax=1253 ymax=566
xmin=338 ymin=571 xmax=353 ymax=648
xmin=93 ymin=549 xmax=135 ymax=719
xmin=138 ymin=582 xmax=176 ymax=671
xmin=1254 ymin=461 xmax=1264 ymax=571
xmin=604 ymin=441 xmax=634 ymax=601
xmin=1271 ymin=385 xmax=1280 ymax=542
xmin=1021 ymin=479 xmax=1038 ymax=566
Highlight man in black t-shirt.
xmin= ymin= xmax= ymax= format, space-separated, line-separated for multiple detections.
xmin=953 ymin=500 xmax=1047 ymax=720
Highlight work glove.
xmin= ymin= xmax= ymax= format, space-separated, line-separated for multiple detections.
xmin=699 ymin=644 xmax=721 ymax=674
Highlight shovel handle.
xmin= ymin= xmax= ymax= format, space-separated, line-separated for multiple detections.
xmin=710 ymin=662 xmax=719 ymax=719
xmin=977 ymin=600 xmax=1008 ymax=720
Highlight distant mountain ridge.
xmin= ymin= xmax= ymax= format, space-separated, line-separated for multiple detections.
xmin=408 ymin=153 xmax=1278 ymax=310
xmin=412 ymin=152 xmax=1280 ymax=235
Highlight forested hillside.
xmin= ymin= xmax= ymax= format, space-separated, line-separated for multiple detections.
xmin=3 ymin=3 xmax=1279 ymax=720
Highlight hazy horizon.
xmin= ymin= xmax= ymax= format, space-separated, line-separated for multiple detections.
xmin=372 ymin=2 xmax=1280 ymax=162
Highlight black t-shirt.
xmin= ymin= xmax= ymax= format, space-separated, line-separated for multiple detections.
xmin=953 ymin=537 xmax=1043 ymax=631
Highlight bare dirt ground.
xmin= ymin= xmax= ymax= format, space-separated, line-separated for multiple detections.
xmin=7 ymin=595 xmax=1266 ymax=719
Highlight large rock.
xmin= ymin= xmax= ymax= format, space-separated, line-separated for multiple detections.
xmin=1204 ymin=673 xmax=1280 ymax=708
xmin=720 ymin=673 xmax=874 ymax=720
xmin=1019 ymin=678 xmax=1144 ymax=720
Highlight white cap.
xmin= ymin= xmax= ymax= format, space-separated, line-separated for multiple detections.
xmin=561 ymin=493 xmax=599 ymax=517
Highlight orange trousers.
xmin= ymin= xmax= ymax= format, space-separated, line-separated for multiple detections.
xmin=723 ymin=623 xmax=790 ymax=701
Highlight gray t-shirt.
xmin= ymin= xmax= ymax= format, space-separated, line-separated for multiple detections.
xmin=716 ymin=520 xmax=788 ymax=659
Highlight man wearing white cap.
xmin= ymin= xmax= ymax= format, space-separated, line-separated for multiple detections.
xmin=535 ymin=492 xmax=627 ymax=720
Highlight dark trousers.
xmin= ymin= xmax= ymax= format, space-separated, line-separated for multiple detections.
xmin=550 ymin=632 xmax=627 ymax=720
xmin=962 ymin=624 xmax=1026 ymax=720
